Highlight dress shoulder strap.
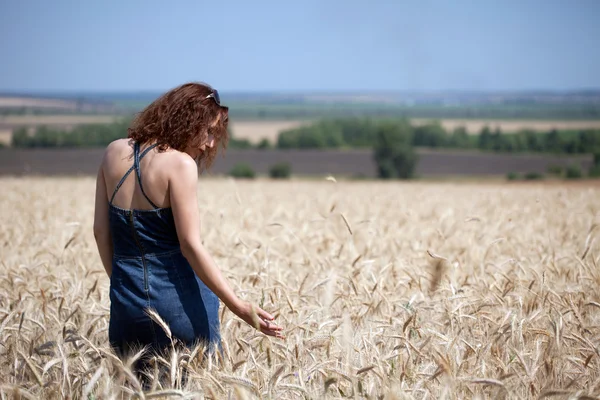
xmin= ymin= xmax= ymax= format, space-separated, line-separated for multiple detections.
xmin=134 ymin=142 xmax=160 ymax=209
xmin=109 ymin=141 xmax=159 ymax=207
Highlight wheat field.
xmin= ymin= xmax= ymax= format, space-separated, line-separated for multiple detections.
xmin=1 ymin=177 xmax=600 ymax=399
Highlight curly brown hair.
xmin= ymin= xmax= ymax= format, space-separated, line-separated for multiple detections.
xmin=127 ymin=82 xmax=229 ymax=171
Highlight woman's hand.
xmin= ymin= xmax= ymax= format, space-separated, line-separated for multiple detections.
xmin=233 ymin=301 xmax=284 ymax=339
xmin=169 ymin=156 xmax=284 ymax=340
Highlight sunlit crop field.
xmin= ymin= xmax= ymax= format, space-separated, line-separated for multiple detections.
xmin=1 ymin=177 xmax=600 ymax=399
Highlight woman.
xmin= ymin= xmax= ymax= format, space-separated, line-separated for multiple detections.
xmin=92 ymin=82 xmax=283 ymax=368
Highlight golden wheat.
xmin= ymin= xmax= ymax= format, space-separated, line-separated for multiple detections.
xmin=1 ymin=176 xmax=599 ymax=399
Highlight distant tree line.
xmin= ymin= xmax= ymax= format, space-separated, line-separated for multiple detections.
xmin=276 ymin=118 xmax=600 ymax=180
xmin=11 ymin=121 xmax=262 ymax=150
xmin=277 ymin=118 xmax=600 ymax=155
xmin=10 ymin=117 xmax=600 ymax=181
xmin=0 ymin=108 xmax=119 ymax=116
xmin=12 ymin=117 xmax=600 ymax=156
xmin=12 ymin=121 xmax=131 ymax=148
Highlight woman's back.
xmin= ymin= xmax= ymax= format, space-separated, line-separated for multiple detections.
xmin=103 ymin=139 xmax=222 ymax=361
xmin=106 ymin=139 xmax=181 ymax=257
xmin=102 ymin=138 xmax=176 ymax=211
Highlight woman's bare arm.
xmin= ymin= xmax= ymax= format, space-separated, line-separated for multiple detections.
xmin=93 ymin=161 xmax=114 ymax=277
xmin=170 ymin=155 xmax=283 ymax=338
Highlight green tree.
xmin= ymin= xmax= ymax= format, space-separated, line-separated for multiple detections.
xmin=545 ymin=129 xmax=561 ymax=153
xmin=506 ymin=172 xmax=519 ymax=181
xmin=524 ymin=172 xmax=544 ymax=180
xmin=229 ymin=138 xmax=253 ymax=149
xmin=339 ymin=118 xmax=378 ymax=147
xmin=589 ymin=152 xmax=600 ymax=178
xmin=510 ymin=131 xmax=528 ymax=152
xmin=11 ymin=127 xmax=31 ymax=147
xmin=413 ymin=121 xmax=447 ymax=147
xmin=547 ymin=165 xmax=563 ymax=176
xmin=256 ymin=138 xmax=272 ymax=149
xmin=490 ymin=127 xmax=502 ymax=151
xmin=478 ymin=126 xmax=492 ymax=150
xmin=578 ymin=130 xmax=600 ymax=154
xmin=296 ymin=128 xmax=326 ymax=148
xmin=448 ymin=126 xmax=471 ymax=148
xmin=228 ymin=163 xmax=256 ymax=179
xmin=565 ymin=164 xmax=583 ymax=179
xmin=372 ymin=121 xmax=417 ymax=179
xmin=523 ymin=129 xmax=545 ymax=152
xmin=563 ymin=133 xmax=580 ymax=153
xmin=269 ymin=162 xmax=291 ymax=179
xmin=277 ymin=129 xmax=299 ymax=149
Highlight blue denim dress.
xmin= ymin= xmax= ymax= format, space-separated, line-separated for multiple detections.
xmin=107 ymin=142 xmax=221 ymax=360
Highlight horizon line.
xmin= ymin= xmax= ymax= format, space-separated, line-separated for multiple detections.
xmin=1 ymin=87 xmax=600 ymax=97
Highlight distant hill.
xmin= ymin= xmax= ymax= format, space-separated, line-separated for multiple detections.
xmin=220 ymin=89 xmax=600 ymax=106
xmin=2 ymin=89 xmax=600 ymax=119
xmin=0 ymin=93 xmax=118 ymax=114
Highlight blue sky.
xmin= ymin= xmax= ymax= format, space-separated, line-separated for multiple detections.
xmin=1 ymin=0 xmax=598 ymax=92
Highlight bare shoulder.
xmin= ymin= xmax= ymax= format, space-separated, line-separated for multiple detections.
xmin=102 ymin=139 xmax=132 ymax=164
xmin=162 ymin=149 xmax=198 ymax=181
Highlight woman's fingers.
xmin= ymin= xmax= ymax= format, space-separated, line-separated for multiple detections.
xmin=240 ymin=303 xmax=284 ymax=338
xmin=256 ymin=306 xmax=284 ymax=338
xmin=260 ymin=325 xmax=285 ymax=339
xmin=256 ymin=307 xmax=275 ymax=321
xmin=258 ymin=316 xmax=283 ymax=331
